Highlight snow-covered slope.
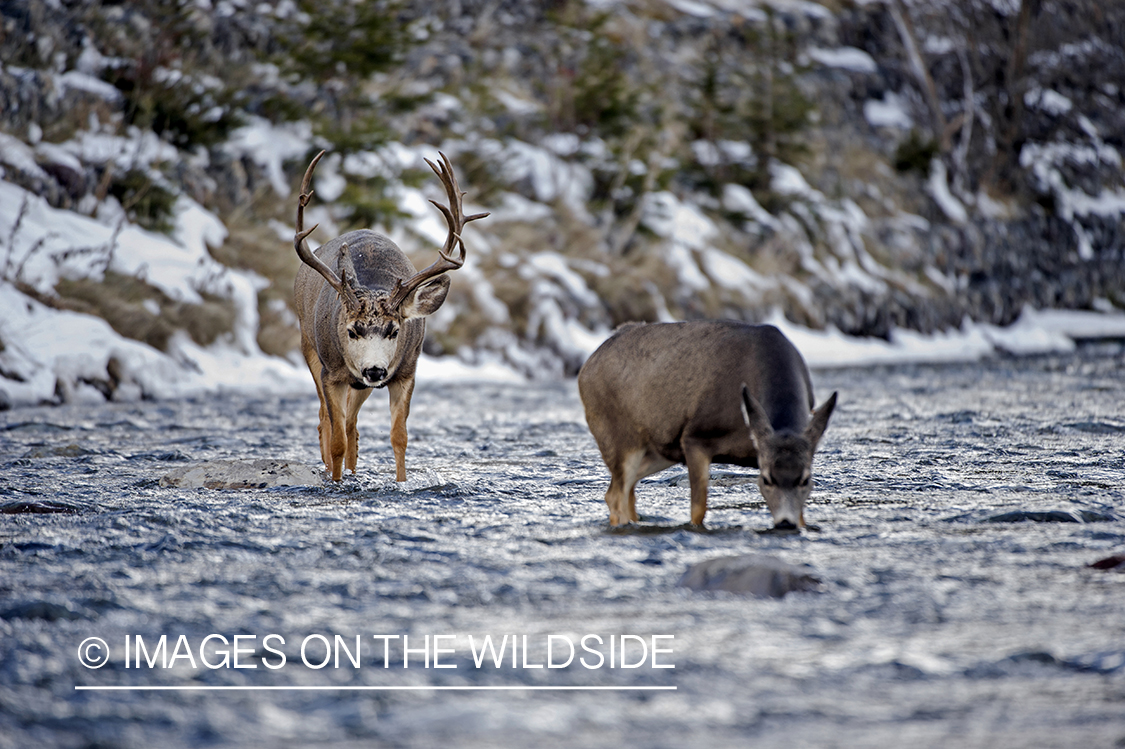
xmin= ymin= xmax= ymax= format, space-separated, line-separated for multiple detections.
xmin=2 ymin=0 xmax=1124 ymax=408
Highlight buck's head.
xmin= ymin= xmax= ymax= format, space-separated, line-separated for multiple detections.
xmin=333 ymin=244 xmax=450 ymax=388
xmin=294 ymin=149 xmax=487 ymax=390
xmin=741 ymin=385 xmax=837 ymax=530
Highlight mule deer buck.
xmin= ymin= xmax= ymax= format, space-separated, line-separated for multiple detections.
xmin=293 ymin=150 xmax=487 ymax=481
xmin=578 ymin=321 xmax=837 ymax=529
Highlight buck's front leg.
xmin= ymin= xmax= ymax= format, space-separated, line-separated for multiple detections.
xmin=321 ymin=379 xmax=351 ymax=481
xmin=387 ymin=376 xmax=415 ymax=482
xmin=344 ymin=385 xmax=373 ymax=474
xmin=300 ymin=345 xmax=333 ymax=471
xmin=317 ymin=399 xmax=331 ymax=471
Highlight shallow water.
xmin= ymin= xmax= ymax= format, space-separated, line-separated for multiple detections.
xmin=2 ymin=346 xmax=1124 ymax=748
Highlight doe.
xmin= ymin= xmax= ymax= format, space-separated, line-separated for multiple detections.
xmin=578 ymin=321 xmax=837 ymax=529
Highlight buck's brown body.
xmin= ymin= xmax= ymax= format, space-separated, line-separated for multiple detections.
xmin=578 ymin=321 xmax=836 ymax=528
xmin=294 ymin=233 xmax=426 ymax=481
xmin=293 ymin=151 xmax=486 ymax=481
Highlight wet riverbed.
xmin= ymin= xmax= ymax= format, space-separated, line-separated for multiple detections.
xmin=2 ymin=346 xmax=1124 ymax=748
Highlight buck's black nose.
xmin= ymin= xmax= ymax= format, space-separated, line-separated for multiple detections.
xmin=363 ymin=366 xmax=387 ymax=384
xmin=773 ymin=519 xmax=798 ymax=531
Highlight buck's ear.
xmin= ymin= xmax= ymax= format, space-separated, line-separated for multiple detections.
xmin=336 ymin=243 xmax=360 ymax=309
xmin=399 ymin=274 xmax=450 ymax=319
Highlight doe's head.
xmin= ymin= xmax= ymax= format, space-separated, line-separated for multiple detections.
xmin=741 ymin=385 xmax=837 ymax=530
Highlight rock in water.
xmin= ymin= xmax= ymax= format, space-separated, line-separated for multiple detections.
xmin=678 ymin=554 xmax=821 ymax=598
xmin=21 ymin=443 xmax=94 ymax=459
xmin=1089 ymin=553 xmax=1125 ymax=571
xmin=160 ymin=459 xmax=324 ymax=489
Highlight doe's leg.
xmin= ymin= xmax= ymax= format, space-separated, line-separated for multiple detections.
xmin=627 ymin=453 xmax=674 ymax=523
xmin=627 ymin=485 xmax=640 ymax=523
xmin=604 ymin=472 xmax=629 ymax=526
xmin=683 ymin=441 xmax=712 ymax=526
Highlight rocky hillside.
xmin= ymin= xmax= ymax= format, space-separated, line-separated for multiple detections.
xmin=1 ymin=0 xmax=1123 ymax=402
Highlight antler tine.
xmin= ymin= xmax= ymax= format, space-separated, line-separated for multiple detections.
xmin=293 ymin=150 xmax=344 ymax=294
xmin=301 ymin=149 xmax=325 ymax=197
xmin=425 ymin=198 xmax=463 ymax=264
xmin=389 ymin=152 xmax=489 ymax=310
xmin=425 ymin=153 xmax=490 ymax=253
xmin=296 ymin=150 xmax=325 ymax=241
xmin=425 ymin=154 xmax=460 ymax=249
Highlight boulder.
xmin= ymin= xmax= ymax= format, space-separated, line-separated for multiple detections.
xmin=160 ymin=459 xmax=324 ymax=489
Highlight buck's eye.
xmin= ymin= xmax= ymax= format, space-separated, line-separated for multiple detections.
xmin=347 ymin=327 xmax=359 ymax=340
xmin=761 ymin=474 xmax=775 ymax=487
xmin=799 ymin=476 xmax=810 ymax=487
xmin=386 ymin=325 xmax=399 ymax=340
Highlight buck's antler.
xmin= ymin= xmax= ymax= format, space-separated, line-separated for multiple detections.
xmin=387 ymin=152 xmax=489 ymax=311
xmin=294 ymin=150 xmax=346 ymax=294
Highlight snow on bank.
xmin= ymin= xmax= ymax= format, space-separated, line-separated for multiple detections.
xmin=5 ymin=260 xmax=1122 ymax=408
xmin=864 ymin=91 xmax=913 ymax=130
xmin=0 ymin=272 xmax=526 ymax=408
xmin=1019 ymin=125 xmax=1125 ymax=261
xmin=0 ymin=173 xmax=272 ymax=319
xmin=0 ymin=173 xmax=312 ymax=406
xmin=550 ymin=305 xmax=1125 ymax=377
xmin=0 ymin=178 xmax=253 ymax=315
xmin=414 ymin=353 xmax=526 ymax=384
xmin=806 ymin=46 xmax=878 ymax=74
xmin=224 ymin=116 xmax=312 ymax=198
xmin=0 ymin=279 xmax=312 ymax=406
xmin=0 ymin=281 xmax=190 ymax=405
xmin=769 ymin=306 xmax=1125 ymax=369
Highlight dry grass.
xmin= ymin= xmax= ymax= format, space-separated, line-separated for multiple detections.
xmin=54 ymin=272 xmax=236 ymax=352
xmin=210 ymin=205 xmax=303 ymax=357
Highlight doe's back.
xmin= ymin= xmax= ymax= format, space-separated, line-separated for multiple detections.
xmin=578 ymin=321 xmax=815 ymax=465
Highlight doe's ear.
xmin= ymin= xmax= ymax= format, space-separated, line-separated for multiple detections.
xmin=804 ymin=391 xmax=838 ymax=451
xmin=399 ymin=274 xmax=450 ymax=319
xmin=741 ymin=383 xmax=774 ymax=447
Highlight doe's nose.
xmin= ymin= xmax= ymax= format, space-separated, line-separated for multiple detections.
xmin=363 ymin=366 xmax=387 ymax=384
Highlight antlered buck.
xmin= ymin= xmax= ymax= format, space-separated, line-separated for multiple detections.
xmin=293 ymin=150 xmax=487 ymax=481
xmin=578 ymin=321 xmax=837 ymax=529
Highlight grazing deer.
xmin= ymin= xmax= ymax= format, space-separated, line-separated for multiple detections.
xmin=293 ymin=150 xmax=487 ymax=481
xmin=578 ymin=321 xmax=837 ymax=529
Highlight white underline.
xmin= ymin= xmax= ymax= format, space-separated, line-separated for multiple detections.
xmin=75 ymin=685 xmax=676 ymax=691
